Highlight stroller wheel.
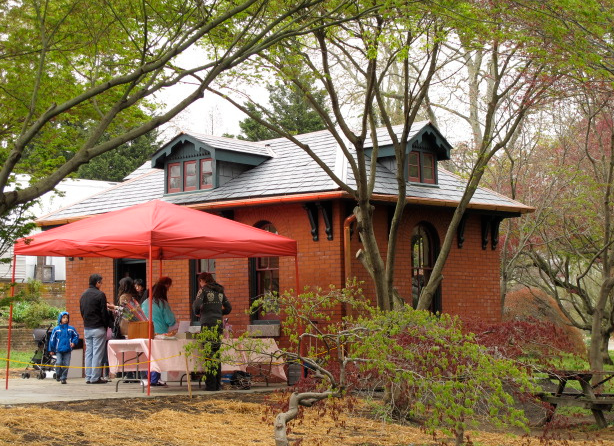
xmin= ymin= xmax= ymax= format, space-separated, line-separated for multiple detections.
xmin=21 ymin=372 xmax=30 ymax=379
xmin=38 ymin=371 xmax=45 ymax=380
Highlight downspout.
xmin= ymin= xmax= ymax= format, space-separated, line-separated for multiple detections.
xmin=343 ymin=214 xmax=356 ymax=318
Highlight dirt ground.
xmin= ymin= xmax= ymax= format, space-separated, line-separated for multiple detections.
xmin=2 ymin=390 xmax=614 ymax=446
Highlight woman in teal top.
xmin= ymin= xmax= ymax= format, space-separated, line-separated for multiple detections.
xmin=141 ymin=277 xmax=176 ymax=386
xmin=142 ymin=276 xmax=176 ymax=334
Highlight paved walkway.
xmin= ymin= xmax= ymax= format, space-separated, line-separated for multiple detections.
xmin=0 ymin=376 xmax=283 ymax=405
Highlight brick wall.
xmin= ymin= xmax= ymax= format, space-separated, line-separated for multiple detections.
xmin=0 ymin=327 xmax=39 ymax=350
xmin=62 ymin=201 xmax=503 ymax=350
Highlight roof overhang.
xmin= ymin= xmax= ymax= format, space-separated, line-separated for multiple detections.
xmin=35 ymin=191 xmax=534 ymax=228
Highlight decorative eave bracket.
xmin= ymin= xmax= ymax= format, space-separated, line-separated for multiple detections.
xmin=481 ymin=215 xmax=503 ymax=250
xmin=303 ymin=201 xmax=334 ymax=242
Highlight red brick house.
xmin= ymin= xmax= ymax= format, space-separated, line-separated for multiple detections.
xmin=36 ymin=121 xmax=532 ymax=343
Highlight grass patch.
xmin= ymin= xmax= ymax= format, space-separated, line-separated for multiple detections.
xmin=0 ymin=350 xmax=36 ymax=370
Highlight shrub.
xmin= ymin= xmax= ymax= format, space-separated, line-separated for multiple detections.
xmin=12 ymin=300 xmax=63 ymax=329
xmin=263 ymin=283 xmax=534 ymax=446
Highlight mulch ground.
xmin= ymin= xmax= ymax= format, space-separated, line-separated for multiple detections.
xmin=2 ymin=390 xmax=614 ymax=445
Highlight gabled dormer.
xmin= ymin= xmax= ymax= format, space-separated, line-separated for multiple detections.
xmin=365 ymin=122 xmax=452 ymax=186
xmin=151 ymin=133 xmax=271 ymax=195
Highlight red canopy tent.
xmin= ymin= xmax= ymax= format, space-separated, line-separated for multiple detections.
xmin=9 ymin=199 xmax=299 ymax=394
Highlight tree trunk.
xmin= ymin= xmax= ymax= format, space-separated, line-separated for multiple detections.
xmin=589 ymin=278 xmax=614 ymax=374
xmin=601 ymin=333 xmax=613 ymax=366
xmin=355 ymin=202 xmax=390 ymax=310
xmin=274 ymin=391 xmax=332 ymax=446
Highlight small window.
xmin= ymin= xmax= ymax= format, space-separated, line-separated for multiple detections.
xmin=408 ymin=151 xmax=437 ymax=184
xmin=201 ymin=158 xmax=213 ymax=189
xmin=184 ymin=161 xmax=197 ymax=191
xmin=168 ymin=163 xmax=181 ymax=193
xmin=250 ymin=222 xmax=280 ymax=321
xmin=422 ymin=153 xmax=435 ymax=184
xmin=408 ymin=152 xmax=420 ymax=182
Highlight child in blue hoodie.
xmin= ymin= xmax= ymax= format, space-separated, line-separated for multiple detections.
xmin=48 ymin=311 xmax=79 ymax=384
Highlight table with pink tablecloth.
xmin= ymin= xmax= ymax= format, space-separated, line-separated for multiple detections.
xmin=107 ymin=338 xmax=287 ymax=381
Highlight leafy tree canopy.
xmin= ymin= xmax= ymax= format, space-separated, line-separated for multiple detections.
xmin=237 ymin=83 xmax=330 ymax=141
xmin=0 ymin=0 xmax=366 ymax=218
xmin=76 ymin=131 xmax=159 ymax=182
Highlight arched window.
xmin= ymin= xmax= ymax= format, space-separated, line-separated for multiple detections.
xmin=250 ymin=222 xmax=279 ymax=320
xmin=411 ymin=223 xmax=441 ymax=313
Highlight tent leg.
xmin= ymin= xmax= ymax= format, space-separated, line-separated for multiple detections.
xmin=5 ymin=254 xmax=16 ymax=390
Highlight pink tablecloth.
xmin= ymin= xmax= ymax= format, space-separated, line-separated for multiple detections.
xmin=108 ymin=338 xmax=286 ymax=381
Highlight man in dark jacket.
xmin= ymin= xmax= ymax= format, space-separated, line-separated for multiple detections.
xmin=79 ymin=273 xmax=112 ymax=384
xmin=192 ymin=272 xmax=231 ymax=391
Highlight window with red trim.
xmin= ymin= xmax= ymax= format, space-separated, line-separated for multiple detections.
xmin=184 ymin=160 xmax=197 ymax=191
xmin=168 ymin=163 xmax=181 ymax=193
xmin=408 ymin=151 xmax=437 ymax=184
xmin=200 ymin=158 xmax=213 ymax=189
xmin=422 ymin=153 xmax=435 ymax=184
xmin=250 ymin=222 xmax=280 ymax=321
xmin=408 ymin=152 xmax=420 ymax=182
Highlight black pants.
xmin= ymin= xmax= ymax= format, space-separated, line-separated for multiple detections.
xmin=202 ymin=324 xmax=222 ymax=390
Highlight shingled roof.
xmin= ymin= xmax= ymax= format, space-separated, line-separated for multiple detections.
xmin=36 ymin=122 xmax=532 ymax=225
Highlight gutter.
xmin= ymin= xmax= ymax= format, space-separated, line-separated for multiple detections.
xmin=36 ymin=191 xmax=535 ymax=227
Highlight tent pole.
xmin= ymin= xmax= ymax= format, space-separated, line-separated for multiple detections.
xmin=147 ymin=247 xmax=153 ymax=396
xmin=5 ymin=253 xmax=16 ymax=390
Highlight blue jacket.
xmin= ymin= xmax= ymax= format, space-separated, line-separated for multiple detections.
xmin=49 ymin=311 xmax=79 ymax=353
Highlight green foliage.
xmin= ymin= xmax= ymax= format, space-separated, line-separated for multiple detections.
xmin=0 ymin=201 xmax=37 ymax=260
xmin=0 ymin=350 xmax=34 ymax=369
xmin=0 ymin=280 xmax=61 ymax=328
xmin=2 ymin=0 xmax=356 ymax=220
xmin=76 ymin=131 xmax=159 ymax=181
xmin=237 ymin=83 xmax=330 ymax=141
xmin=264 ymin=282 xmax=534 ymax=442
xmin=22 ymin=279 xmax=42 ymax=302
xmin=184 ymin=325 xmax=221 ymax=377
xmin=351 ymin=309 xmax=533 ymax=437
xmin=11 ymin=300 xmax=63 ymax=329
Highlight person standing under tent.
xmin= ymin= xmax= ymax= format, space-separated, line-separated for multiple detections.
xmin=141 ymin=277 xmax=177 ymax=386
xmin=79 ymin=273 xmax=113 ymax=384
xmin=134 ymin=278 xmax=149 ymax=304
xmin=193 ymin=272 xmax=232 ymax=391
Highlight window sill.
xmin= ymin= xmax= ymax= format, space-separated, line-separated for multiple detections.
xmin=247 ymin=322 xmax=281 ymax=337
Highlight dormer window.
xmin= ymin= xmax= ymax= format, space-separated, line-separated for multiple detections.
xmin=364 ymin=123 xmax=451 ymax=187
xmin=185 ymin=161 xmax=197 ymax=191
xmin=408 ymin=151 xmax=436 ymax=184
xmin=152 ymin=133 xmax=271 ymax=195
xmin=168 ymin=163 xmax=181 ymax=193
xmin=200 ymin=158 xmax=213 ymax=189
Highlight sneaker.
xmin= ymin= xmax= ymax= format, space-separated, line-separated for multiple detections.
xmin=151 ymin=382 xmax=167 ymax=387
xmin=61 ymin=379 xmax=67 ymax=384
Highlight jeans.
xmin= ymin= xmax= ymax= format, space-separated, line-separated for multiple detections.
xmin=84 ymin=327 xmax=106 ymax=382
xmin=55 ymin=351 xmax=71 ymax=381
xmin=150 ymin=371 xmax=161 ymax=384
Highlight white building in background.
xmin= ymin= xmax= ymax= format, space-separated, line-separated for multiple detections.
xmin=0 ymin=176 xmax=117 ymax=283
